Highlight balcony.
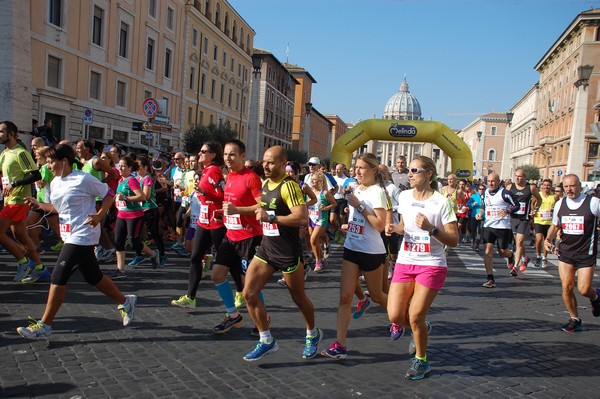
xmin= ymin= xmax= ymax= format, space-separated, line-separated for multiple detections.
xmin=539 ymin=136 xmax=553 ymax=146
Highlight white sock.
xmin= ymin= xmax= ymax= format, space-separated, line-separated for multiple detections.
xmin=259 ymin=330 xmax=273 ymax=344
xmin=307 ymin=328 xmax=316 ymax=337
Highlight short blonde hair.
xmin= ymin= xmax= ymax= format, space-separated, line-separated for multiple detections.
xmin=310 ymin=171 xmax=327 ymax=190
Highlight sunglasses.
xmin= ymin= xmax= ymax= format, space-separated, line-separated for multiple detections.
xmin=408 ymin=167 xmax=427 ymax=174
xmin=308 ymin=163 xmax=316 ymax=166
xmin=174 ymin=158 xmax=184 ymax=161
xmin=199 ymin=149 xmax=211 ymax=154
xmin=478 ymin=188 xmax=485 ymax=190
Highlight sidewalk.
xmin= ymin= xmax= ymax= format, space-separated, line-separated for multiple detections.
xmin=1 ymin=241 xmax=599 ymax=398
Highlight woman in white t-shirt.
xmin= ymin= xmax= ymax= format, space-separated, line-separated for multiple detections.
xmin=386 ymin=155 xmax=458 ymax=380
xmin=17 ymin=144 xmax=137 ymax=340
xmin=321 ymin=153 xmax=390 ymax=359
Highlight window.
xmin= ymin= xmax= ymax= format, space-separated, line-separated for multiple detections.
xmin=189 ymin=66 xmax=196 ymax=90
xmin=230 ymin=57 xmax=234 ymax=73
xmin=589 ymin=143 xmax=599 ymax=159
xmin=116 ymin=81 xmax=126 ymax=107
xmin=192 ymin=28 xmax=198 ymax=48
xmin=222 ymin=51 xmax=226 ymax=67
xmin=162 ymin=97 xmax=169 ymax=116
xmin=201 ymin=73 xmax=206 ymax=95
xmin=49 ymin=0 xmax=62 ymax=27
xmin=213 ymin=45 xmax=218 ymax=61
xmin=211 ymin=79 xmax=216 ymax=99
xmin=488 ymin=149 xmax=496 ymax=161
xmin=88 ymin=126 xmax=104 ymax=140
xmin=166 ymin=7 xmax=174 ymax=30
xmin=491 ymin=126 xmax=497 ymax=136
xmin=228 ymin=88 xmax=232 ymax=107
xmin=146 ymin=38 xmax=155 ymax=70
xmin=90 ymin=71 xmax=101 ymax=100
xmin=118 ymin=22 xmax=129 ymax=58
xmin=220 ymin=83 xmax=225 ymax=103
xmin=164 ymin=48 xmax=172 ymax=78
xmin=113 ymin=130 xmax=128 ymax=141
xmin=149 ymin=0 xmax=157 ymax=18
xmin=144 ymin=90 xmax=152 ymax=99
xmin=203 ymin=36 xmax=208 ymax=55
xmin=92 ymin=6 xmax=103 ymax=46
xmin=188 ymin=107 xmax=193 ymax=124
xmin=47 ymin=55 xmax=61 ymax=88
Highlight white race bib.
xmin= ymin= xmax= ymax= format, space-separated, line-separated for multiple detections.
xmin=261 ymin=211 xmax=280 ymax=237
xmin=1 ymin=176 xmax=9 ymax=190
xmin=116 ymin=200 xmax=128 ymax=211
xmin=59 ymin=213 xmax=72 ymax=242
xmin=403 ymin=233 xmax=431 ymax=254
xmin=562 ymin=215 xmax=584 ymax=235
xmin=347 ymin=213 xmax=366 ymax=241
xmin=539 ymin=209 xmax=553 ymax=221
xmin=486 ymin=206 xmax=505 ymax=220
xmin=224 ymin=213 xmax=243 ymax=230
xmin=515 ymin=201 xmax=526 ymax=215
xmin=199 ymin=204 xmax=209 ymax=224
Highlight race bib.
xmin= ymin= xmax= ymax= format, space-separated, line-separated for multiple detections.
xmin=262 ymin=211 xmax=280 ymax=237
xmin=1 ymin=176 xmax=9 ymax=190
xmin=403 ymin=233 xmax=431 ymax=254
xmin=486 ymin=207 xmax=505 ymax=219
xmin=347 ymin=213 xmax=366 ymax=240
xmin=308 ymin=207 xmax=320 ymax=222
xmin=199 ymin=204 xmax=209 ymax=224
xmin=224 ymin=213 xmax=243 ymax=230
xmin=182 ymin=196 xmax=190 ymax=208
xmin=515 ymin=202 xmax=526 ymax=215
xmin=116 ymin=200 xmax=128 ymax=211
xmin=174 ymin=187 xmax=182 ymax=199
xmin=539 ymin=209 xmax=553 ymax=221
xmin=562 ymin=215 xmax=584 ymax=235
xmin=59 ymin=213 xmax=72 ymax=242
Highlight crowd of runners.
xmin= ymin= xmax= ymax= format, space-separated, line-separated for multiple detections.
xmin=1 ymin=119 xmax=599 ymax=380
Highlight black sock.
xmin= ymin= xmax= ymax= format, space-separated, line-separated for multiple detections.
xmin=487 ymin=274 xmax=494 ymax=281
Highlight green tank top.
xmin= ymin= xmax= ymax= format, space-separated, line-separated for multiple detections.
xmin=117 ymin=176 xmax=143 ymax=212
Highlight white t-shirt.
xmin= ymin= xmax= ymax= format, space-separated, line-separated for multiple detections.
xmin=333 ymin=174 xmax=348 ymax=199
xmin=385 ymin=181 xmax=401 ymax=224
xmin=50 ymin=170 xmax=109 ymax=246
xmin=303 ymin=172 xmax=334 ymax=191
xmin=397 ymin=190 xmax=457 ymax=267
xmin=344 ymin=184 xmax=388 ymax=254
xmin=189 ymin=191 xmax=200 ymax=230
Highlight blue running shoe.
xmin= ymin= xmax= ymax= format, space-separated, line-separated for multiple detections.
xmin=302 ymin=328 xmax=323 ymax=359
xmin=405 ymin=358 xmax=431 ymax=380
xmin=243 ymin=340 xmax=279 ymax=362
xmin=21 ymin=267 xmax=50 ymax=284
xmin=159 ymin=255 xmax=168 ymax=268
xmin=171 ymin=241 xmax=182 ymax=250
xmin=13 ymin=260 xmax=34 ymax=282
xmin=176 ymin=247 xmax=190 ymax=256
xmin=128 ymin=256 xmax=145 ymax=267
xmin=320 ymin=341 xmax=347 ymax=359
xmin=352 ymin=292 xmax=371 ymax=319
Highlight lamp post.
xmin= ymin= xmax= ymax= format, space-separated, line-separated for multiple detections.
xmin=500 ymin=112 xmax=514 ymax=179
xmin=567 ymin=64 xmax=594 ymax=178
xmin=476 ymin=130 xmax=483 ymax=179
xmin=247 ymin=54 xmax=262 ymax=160
xmin=303 ymin=102 xmax=312 ymax=154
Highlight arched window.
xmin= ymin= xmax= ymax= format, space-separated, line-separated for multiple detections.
xmin=488 ymin=149 xmax=496 ymax=161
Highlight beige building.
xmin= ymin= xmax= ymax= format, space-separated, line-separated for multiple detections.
xmin=1 ymin=0 xmax=254 ymax=154
xmin=506 ymin=84 xmax=538 ymax=178
xmin=534 ymin=8 xmax=600 ymax=183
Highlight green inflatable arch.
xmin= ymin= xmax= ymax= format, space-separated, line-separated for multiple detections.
xmin=330 ymin=119 xmax=473 ymax=179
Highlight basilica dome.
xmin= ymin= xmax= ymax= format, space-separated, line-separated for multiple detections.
xmin=383 ymin=76 xmax=423 ymax=120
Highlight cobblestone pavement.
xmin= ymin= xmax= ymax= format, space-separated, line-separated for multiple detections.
xmin=1 ymin=239 xmax=600 ymax=398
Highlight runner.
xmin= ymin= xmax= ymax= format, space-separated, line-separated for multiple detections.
xmin=321 ymin=152 xmax=389 ymax=359
xmin=16 ymin=143 xmax=135 ymax=339
xmin=386 ymin=155 xmax=458 ymax=380
xmin=507 ymin=168 xmax=542 ymax=272
xmin=544 ymin=174 xmax=600 ymax=332
xmin=171 ymin=142 xmax=226 ymax=309
xmin=0 ymin=121 xmax=48 ymax=284
xmin=307 ymin=172 xmax=336 ymax=273
xmin=242 ymin=145 xmax=321 ymax=361
xmin=532 ymin=179 xmax=558 ymax=268
xmin=478 ymin=173 xmax=520 ymax=288
xmin=211 ymin=140 xmax=263 ymax=334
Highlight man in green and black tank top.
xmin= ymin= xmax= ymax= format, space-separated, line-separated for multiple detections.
xmin=241 ymin=146 xmax=322 ymax=362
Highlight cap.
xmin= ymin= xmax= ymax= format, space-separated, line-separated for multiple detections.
xmin=152 ymin=160 xmax=163 ymax=170
xmin=308 ymin=156 xmax=320 ymax=165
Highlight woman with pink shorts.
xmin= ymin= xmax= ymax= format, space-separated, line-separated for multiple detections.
xmin=386 ymin=155 xmax=458 ymax=380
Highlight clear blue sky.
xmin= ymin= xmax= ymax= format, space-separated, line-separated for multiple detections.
xmin=229 ymin=0 xmax=597 ymax=130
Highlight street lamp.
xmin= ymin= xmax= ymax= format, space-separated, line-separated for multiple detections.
xmin=476 ymin=131 xmax=483 ymax=179
xmin=248 ymin=54 xmax=262 ymax=160
xmin=477 ymin=130 xmax=482 ymax=140
xmin=574 ymin=64 xmax=594 ymax=88
xmin=303 ymin=102 xmax=312 ymax=154
xmin=506 ymin=112 xmax=514 ymax=125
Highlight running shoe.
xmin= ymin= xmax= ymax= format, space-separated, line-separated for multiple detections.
xmin=408 ymin=321 xmax=432 ymax=356
xmin=590 ymin=289 xmax=600 ymax=317
xmin=150 ymin=250 xmax=159 ymax=270
xmin=171 ymin=241 xmax=182 ymax=250
xmin=304 ymin=264 xmax=311 ymax=281
xmin=320 ymin=341 xmax=347 ymax=359
xmin=250 ymin=315 xmax=272 ymax=337
xmin=176 ymin=247 xmax=191 ymax=257
xmin=22 ymin=267 xmax=50 ymax=284
xmin=128 ymin=256 xmax=145 ymax=267
xmin=94 ymin=246 xmax=106 ymax=260
xmin=519 ymin=256 xmax=530 ymax=272
xmin=13 ymin=260 xmax=34 ymax=282
xmin=243 ymin=340 xmax=279 ymax=362
xmin=390 ymin=323 xmax=405 ymax=340
xmin=171 ymin=294 xmax=196 ymax=309
xmin=482 ymin=279 xmax=496 ymax=288
xmin=405 ymin=358 xmax=431 ymax=380
xmin=314 ymin=260 xmax=324 ymax=273
xmin=106 ymin=269 xmax=128 ymax=280
xmin=234 ymin=291 xmax=245 ymax=308
xmin=159 ymin=254 xmax=168 ymax=268
xmin=561 ymin=317 xmax=582 ymax=332
xmin=213 ymin=313 xmax=244 ymax=334
xmin=17 ymin=318 xmax=52 ymax=340
xmin=323 ymin=243 xmax=330 ymax=259
xmin=51 ymin=241 xmax=64 ymax=251
xmin=118 ymin=295 xmax=137 ymax=326
xmin=358 ymin=275 xmax=365 ymax=282
xmin=36 ymin=245 xmax=46 ymax=255
xmin=277 ymin=277 xmax=287 ymax=287
xmin=302 ymin=328 xmax=323 ymax=359
xmin=509 ymin=266 xmax=518 ymax=277
xmin=541 ymin=259 xmax=548 ymax=268
xmin=352 ymin=292 xmax=371 ymax=319
xmin=506 ymin=254 xmax=515 ymax=269
xmin=99 ymin=248 xmax=116 ymax=263
xmin=534 ymin=257 xmax=542 ymax=268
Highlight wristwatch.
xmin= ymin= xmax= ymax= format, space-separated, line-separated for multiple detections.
xmin=430 ymin=227 xmax=440 ymax=236
xmin=268 ymin=213 xmax=276 ymax=223
xmin=357 ymin=204 xmax=366 ymax=213
xmin=10 ymin=181 xmax=16 ymax=188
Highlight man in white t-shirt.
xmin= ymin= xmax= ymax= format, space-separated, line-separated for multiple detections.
xmin=331 ymin=163 xmax=349 ymax=238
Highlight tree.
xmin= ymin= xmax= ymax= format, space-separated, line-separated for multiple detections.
xmin=286 ymin=149 xmax=308 ymax=164
xmin=518 ymin=164 xmax=541 ymax=181
xmin=182 ymin=121 xmax=238 ymax=154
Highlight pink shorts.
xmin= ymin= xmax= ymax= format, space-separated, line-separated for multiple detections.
xmin=392 ymin=263 xmax=447 ymax=291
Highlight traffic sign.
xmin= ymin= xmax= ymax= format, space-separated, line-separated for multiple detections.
xmin=83 ymin=108 xmax=93 ymax=124
xmin=142 ymin=98 xmax=158 ymax=117
xmin=557 ymin=169 xmax=563 ymax=176
xmin=141 ymin=121 xmax=173 ymax=133
xmin=145 ymin=132 xmax=153 ymax=140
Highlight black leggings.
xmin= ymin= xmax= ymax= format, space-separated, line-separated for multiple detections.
xmin=188 ymin=226 xmax=226 ymax=299
xmin=115 ymin=216 xmax=144 ymax=252
xmin=51 ymin=244 xmax=103 ymax=286
xmin=137 ymin=208 xmax=165 ymax=256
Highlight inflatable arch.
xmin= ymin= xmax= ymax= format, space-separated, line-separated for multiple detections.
xmin=330 ymin=119 xmax=473 ymax=179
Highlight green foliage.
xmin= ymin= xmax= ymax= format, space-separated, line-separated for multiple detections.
xmin=182 ymin=121 xmax=238 ymax=154
xmin=286 ymin=149 xmax=308 ymax=164
xmin=519 ymin=164 xmax=541 ymax=181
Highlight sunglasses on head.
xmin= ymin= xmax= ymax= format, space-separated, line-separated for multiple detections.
xmin=409 ymin=167 xmax=427 ymax=174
